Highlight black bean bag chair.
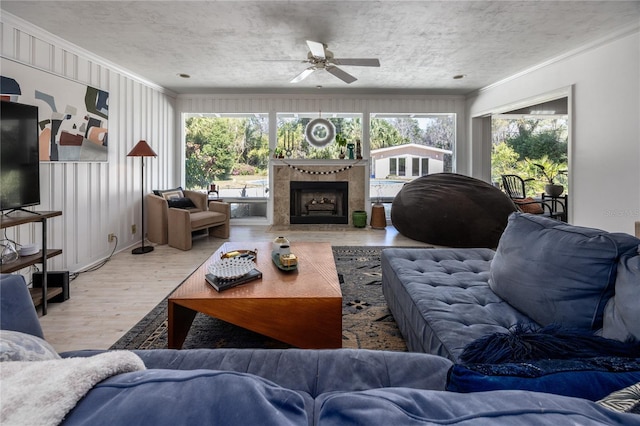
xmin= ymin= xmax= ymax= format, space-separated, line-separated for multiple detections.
xmin=391 ymin=173 xmax=517 ymax=248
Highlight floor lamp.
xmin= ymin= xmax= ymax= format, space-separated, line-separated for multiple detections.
xmin=127 ymin=140 xmax=157 ymax=254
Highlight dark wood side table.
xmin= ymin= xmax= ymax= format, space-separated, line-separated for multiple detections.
xmin=0 ymin=211 xmax=63 ymax=315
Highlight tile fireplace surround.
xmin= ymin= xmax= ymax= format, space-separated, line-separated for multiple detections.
xmin=272 ymin=160 xmax=366 ymax=226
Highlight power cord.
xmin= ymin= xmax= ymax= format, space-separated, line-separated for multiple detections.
xmin=1 ymin=228 xmax=21 ymax=265
xmin=69 ymin=235 xmax=118 ymax=281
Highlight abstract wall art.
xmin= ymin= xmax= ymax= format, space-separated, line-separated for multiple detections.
xmin=1 ymin=57 xmax=109 ymax=162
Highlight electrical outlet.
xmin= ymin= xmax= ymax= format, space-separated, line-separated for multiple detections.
xmin=108 ymin=233 xmax=116 ymax=242
xmin=131 ymin=224 xmax=137 ymax=234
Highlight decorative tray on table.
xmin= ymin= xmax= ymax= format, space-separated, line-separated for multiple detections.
xmin=220 ymin=249 xmax=257 ymax=261
xmin=205 ymin=256 xmax=262 ymax=292
xmin=271 ymin=251 xmax=298 ymax=271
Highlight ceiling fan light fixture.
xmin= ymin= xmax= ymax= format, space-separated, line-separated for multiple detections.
xmin=290 ymin=40 xmax=380 ymax=84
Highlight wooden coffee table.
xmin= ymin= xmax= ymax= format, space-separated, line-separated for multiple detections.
xmin=167 ymin=241 xmax=342 ymax=349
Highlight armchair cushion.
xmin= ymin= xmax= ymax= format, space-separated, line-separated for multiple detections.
xmin=189 ymin=211 xmax=226 ymax=229
xmin=166 ymin=197 xmax=197 ymax=209
xmin=513 ymin=197 xmax=544 ymax=214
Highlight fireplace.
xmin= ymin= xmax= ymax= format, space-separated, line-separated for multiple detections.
xmin=290 ymin=181 xmax=349 ymax=224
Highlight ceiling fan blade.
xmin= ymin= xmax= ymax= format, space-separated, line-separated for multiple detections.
xmin=306 ymin=40 xmax=326 ymax=59
xmin=332 ymin=58 xmax=380 ymax=67
xmin=326 ymin=65 xmax=357 ymax=84
xmin=290 ymin=67 xmax=315 ymax=83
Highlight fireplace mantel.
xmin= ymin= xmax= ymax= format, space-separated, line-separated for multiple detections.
xmin=271 ymin=160 xmax=366 ymax=226
xmin=271 ymin=159 xmax=366 ymax=167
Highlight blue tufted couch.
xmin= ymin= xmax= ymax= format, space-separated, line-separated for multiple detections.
xmin=382 ymin=212 xmax=640 ymax=362
xmin=383 ymin=212 xmax=640 ymax=401
xmin=2 ymin=212 xmax=640 ymax=424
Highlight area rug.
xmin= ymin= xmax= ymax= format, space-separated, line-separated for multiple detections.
xmin=110 ymin=246 xmax=413 ymax=351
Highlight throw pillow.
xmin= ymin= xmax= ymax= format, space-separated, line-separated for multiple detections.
xmin=459 ymin=324 xmax=640 ymax=364
xmin=167 ymin=197 xmax=196 ymax=209
xmin=602 ymin=251 xmax=640 ymax=342
xmin=513 ymin=197 xmax=544 ymax=214
xmin=0 ymin=330 xmax=60 ymax=361
xmin=489 ymin=212 xmax=640 ymax=330
xmin=597 ymin=381 xmax=640 ymax=414
xmin=153 ymin=187 xmax=184 ymax=200
xmin=447 ymin=357 xmax=640 ymax=401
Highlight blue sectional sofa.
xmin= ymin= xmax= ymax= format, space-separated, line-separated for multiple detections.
xmin=2 ymin=212 xmax=640 ymax=424
xmin=382 ymin=212 xmax=640 ymax=361
xmin=382 ymin=212 xmax=640 ymax=403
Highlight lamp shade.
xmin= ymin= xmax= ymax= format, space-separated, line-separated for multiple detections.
xmin=127 ymin=140 xmax=157 ymax=157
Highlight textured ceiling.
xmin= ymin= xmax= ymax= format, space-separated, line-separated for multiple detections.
xmin=2 ymin=1 xmax=639 ymax=95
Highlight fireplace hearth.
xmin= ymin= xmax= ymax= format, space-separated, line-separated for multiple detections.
xmin=290 ymin=181 xmax=349 ymax=224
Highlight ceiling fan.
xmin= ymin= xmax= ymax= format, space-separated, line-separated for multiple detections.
xmin=290 ymin=40 xmax=380 ymax=84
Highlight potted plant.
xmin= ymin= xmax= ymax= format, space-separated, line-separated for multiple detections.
xmin=531 ymin=156 xmax=567 ymax=196
xmin=335 ymin=133 xmax=347 ymax=159
xmin=272 ymin=147 xmax=284 ymax=159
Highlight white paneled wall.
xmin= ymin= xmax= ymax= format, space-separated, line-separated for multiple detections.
xmin=1 ymin=15 xmax=177 ymax=274
xmin=178 ymin=94 xmax=465 ymax=117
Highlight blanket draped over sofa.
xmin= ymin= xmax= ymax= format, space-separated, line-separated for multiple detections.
xmin=0 ymin=351 xmax=144 ymax=426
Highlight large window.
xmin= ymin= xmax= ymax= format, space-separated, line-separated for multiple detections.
xmin=276 ymin=113 xmax=362 ymax=159
xmin=369 ymin=113 xmax=455 ymax=203
xmin=183 ymin=113 xmax=269 ymax=219
xmin=182 ymin=111 xmax=458 ymax=222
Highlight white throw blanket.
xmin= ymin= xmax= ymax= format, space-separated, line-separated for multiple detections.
xmin=1 ymin=351 xmax=145 ymax=426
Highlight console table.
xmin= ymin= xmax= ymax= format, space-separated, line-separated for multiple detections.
xmin=0 ymin=211 xmax=62 ymax=315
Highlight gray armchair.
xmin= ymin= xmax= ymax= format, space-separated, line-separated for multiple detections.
xmin=147 ymin=190 xmax=230 ymax=251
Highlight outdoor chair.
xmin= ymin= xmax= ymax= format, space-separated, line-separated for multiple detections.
xmin=501 ymin=174 xmax=564 ymax=220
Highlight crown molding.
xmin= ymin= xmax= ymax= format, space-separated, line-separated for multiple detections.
xmin=471 ymin=22 xmax=640 ymax=97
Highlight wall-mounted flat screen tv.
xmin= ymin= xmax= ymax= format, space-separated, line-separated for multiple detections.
xmin=1 ymin=101 xmax=41 ymax=212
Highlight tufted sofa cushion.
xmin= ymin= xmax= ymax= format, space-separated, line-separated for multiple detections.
xmin=64 ymin=369 xmax=309 ymax=425
xmin=381 ymin=248 xmax=535 ymax=362
xmin=315 ymin=387 xmax=640 ymax=425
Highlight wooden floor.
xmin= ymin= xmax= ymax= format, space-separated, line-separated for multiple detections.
xmin=39 ymin=224 xmax=429 ymax=352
